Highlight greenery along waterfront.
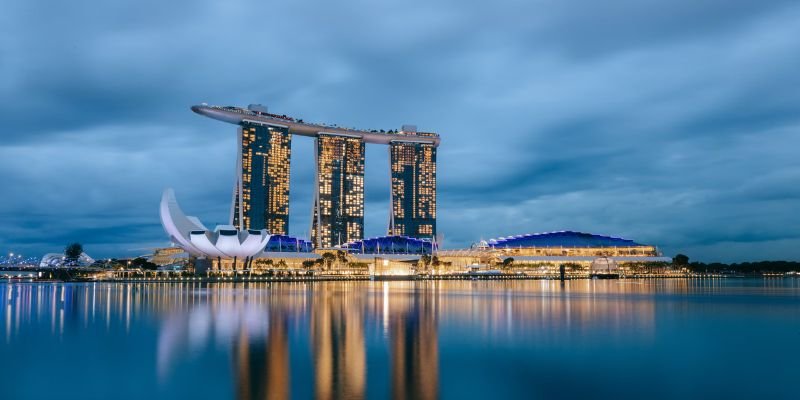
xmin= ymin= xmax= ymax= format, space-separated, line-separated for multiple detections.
xmin=670 ymin=254 xmax=800 ymax=273
xmin=7 ymin=243 xmax=800 ymax=283
xmin=686 ymin=261 xmax=800 ymax=273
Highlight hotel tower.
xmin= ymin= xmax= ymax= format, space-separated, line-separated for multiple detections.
xmin=311 ymin=134 xmax=365 ymax=248
xmin=388 ymin=131 xmax=437 ymax=239
xmin=231 ymin=121 xmax=291 ymax=234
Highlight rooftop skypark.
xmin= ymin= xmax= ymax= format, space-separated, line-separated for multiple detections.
xmin=192 ymin=104 xmax=440 ymax=146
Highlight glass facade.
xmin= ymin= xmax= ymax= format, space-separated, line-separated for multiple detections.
xmin=263 ymin=234 xmax=314 ymax=253
xmin=489 ymin=231 xmax=644 ymax=248
xmin=311 ymin=134 xmax=365 ymax=248
xmin=485 ymin=231 xmax=659 ymax=257
xmin=340 ymin=235 xmax=436 ymax=255
xmin=388 ymin=141 xmax=437 ymax=239
xmin=232 ymin=123 xmax=291 ymax=235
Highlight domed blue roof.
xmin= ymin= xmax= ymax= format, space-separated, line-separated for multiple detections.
xmin=489 ymin=231 xmax=642 ymax=248
xmin=341 ymin=235 xmax=436 ymax=254
xmin=263 ymin=234 xmax=313 ymax=252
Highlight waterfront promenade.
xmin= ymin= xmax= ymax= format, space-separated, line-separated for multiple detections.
xmin=0 ymin=267 xmax=782 ymax=284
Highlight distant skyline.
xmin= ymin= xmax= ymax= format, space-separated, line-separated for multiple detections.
xmin=1 ymin=0 xmax=799 ymax=262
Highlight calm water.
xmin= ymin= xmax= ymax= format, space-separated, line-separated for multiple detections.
xmin=1 ymin=279 xmax=799 ymax=399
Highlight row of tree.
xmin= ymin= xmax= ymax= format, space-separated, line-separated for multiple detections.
xmin=297 ymin=251 xmax=369 ymax=272
xmin=65 ymin=243 xmax=159 ymax=270
xmin=686 ymin=261 xmax=800 ymax=273
xmin=674 ymin=254 xmax=800 ymax=273
xmin=89 ymin=257 xmax=159 ymax=270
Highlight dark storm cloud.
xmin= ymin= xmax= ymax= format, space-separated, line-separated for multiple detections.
xmin=1 ymin=0 xmax=798 ymax=262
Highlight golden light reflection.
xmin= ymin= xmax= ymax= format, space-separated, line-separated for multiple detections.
xmin=0 ymin=280 xmax=768 ymax=397
xmin=311 ymin=283 xmax=365 ymax=400
xmin=312 ymin=134 xmax=365 ymax=248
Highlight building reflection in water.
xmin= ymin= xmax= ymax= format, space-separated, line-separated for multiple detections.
xmin=387 ymin=283 xmax=438 ymax=400
xmin=0 ymin=280 xmax=700 ymax=398
xmin=311 ymin=284 xmax=366 ymax=400
xmin=234 ymin=312 xmax=290 ymax=400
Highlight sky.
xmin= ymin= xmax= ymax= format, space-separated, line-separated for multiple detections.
xmin=1 ymin=0 xmax=799 ymax=262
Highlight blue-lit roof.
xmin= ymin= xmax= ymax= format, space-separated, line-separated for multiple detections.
xmin=263 ymin=234 xmax=314 ymax=252
xmin=488 ymin=231 xmax=643 ymax=248
xmin=341 ymin=235 xmax=437 ymax=254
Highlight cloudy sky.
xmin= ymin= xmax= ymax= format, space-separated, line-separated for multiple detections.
xmin=1 ymin=0 xmax=799 ymax=262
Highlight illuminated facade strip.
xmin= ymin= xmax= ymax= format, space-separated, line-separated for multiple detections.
xmin=312 ymin=133 xmax=365 ymax=248
xmin=232 ymin=123 xmax=292 ymax=235
xmin=388 ymin=141 xmax=437 ymax=239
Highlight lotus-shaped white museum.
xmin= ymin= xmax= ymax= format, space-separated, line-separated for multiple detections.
xmin=159 ymin=189 xmax=271 ymax=259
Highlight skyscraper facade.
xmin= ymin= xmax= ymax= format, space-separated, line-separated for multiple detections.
xmin=388 ymin=141 xmax=437 ymax=239
xmin=232 ymin=122 xmax=291 ymax=234
xmin=311 ymin=134 xmax=365 ymax=248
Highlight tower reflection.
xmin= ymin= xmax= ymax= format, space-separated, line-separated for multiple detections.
xmin=233 ymin=312 xmax=290 ymax=400
xmin=387 ymin=285 xmax=438 ymax=400
xmin=310 ymin=284 xmax=366 ymax=400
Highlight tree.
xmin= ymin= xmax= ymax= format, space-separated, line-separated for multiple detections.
xmin=131 ymin=257 xmax=158 ymax=270
xmin=322 ymin=253 xmax=336 ymax=271
xmin=502 ymin=257 xmax=514 ymax=269
xmin=562 ymin=262 xmax=582 ymax=271
xmin=417 ymin=254 xmax=432 ymax=273
xmin=418 ymin=255 xmax=432 ymax=271
xmin=64 ymin=243 xmax=83 ymax=264
xmin=673 ymin=254 xmax=690 ymax=266
xmin=336 ymin=250 xmax=348 ymax=268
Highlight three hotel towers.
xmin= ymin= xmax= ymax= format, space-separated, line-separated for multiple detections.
xmin=192 ymin=104 xmax=439 ymax=248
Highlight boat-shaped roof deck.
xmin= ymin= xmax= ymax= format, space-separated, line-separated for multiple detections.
xmin=192 ymin=104 xmax=440 ymax=146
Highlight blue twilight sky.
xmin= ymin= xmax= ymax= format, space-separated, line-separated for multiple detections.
xmin=1 ymin=0 xmax=799 ymax=262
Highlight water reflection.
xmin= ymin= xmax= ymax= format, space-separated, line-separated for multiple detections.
xmin=2 ymin=280 xmax=799 ymax=399
xmin=388 ymin=284 xmax=438 ymax=400
xmin=311 ymin=284 xmax=365 ymax=400
xmin=234 ymin=312 xmax=290 ymax=400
